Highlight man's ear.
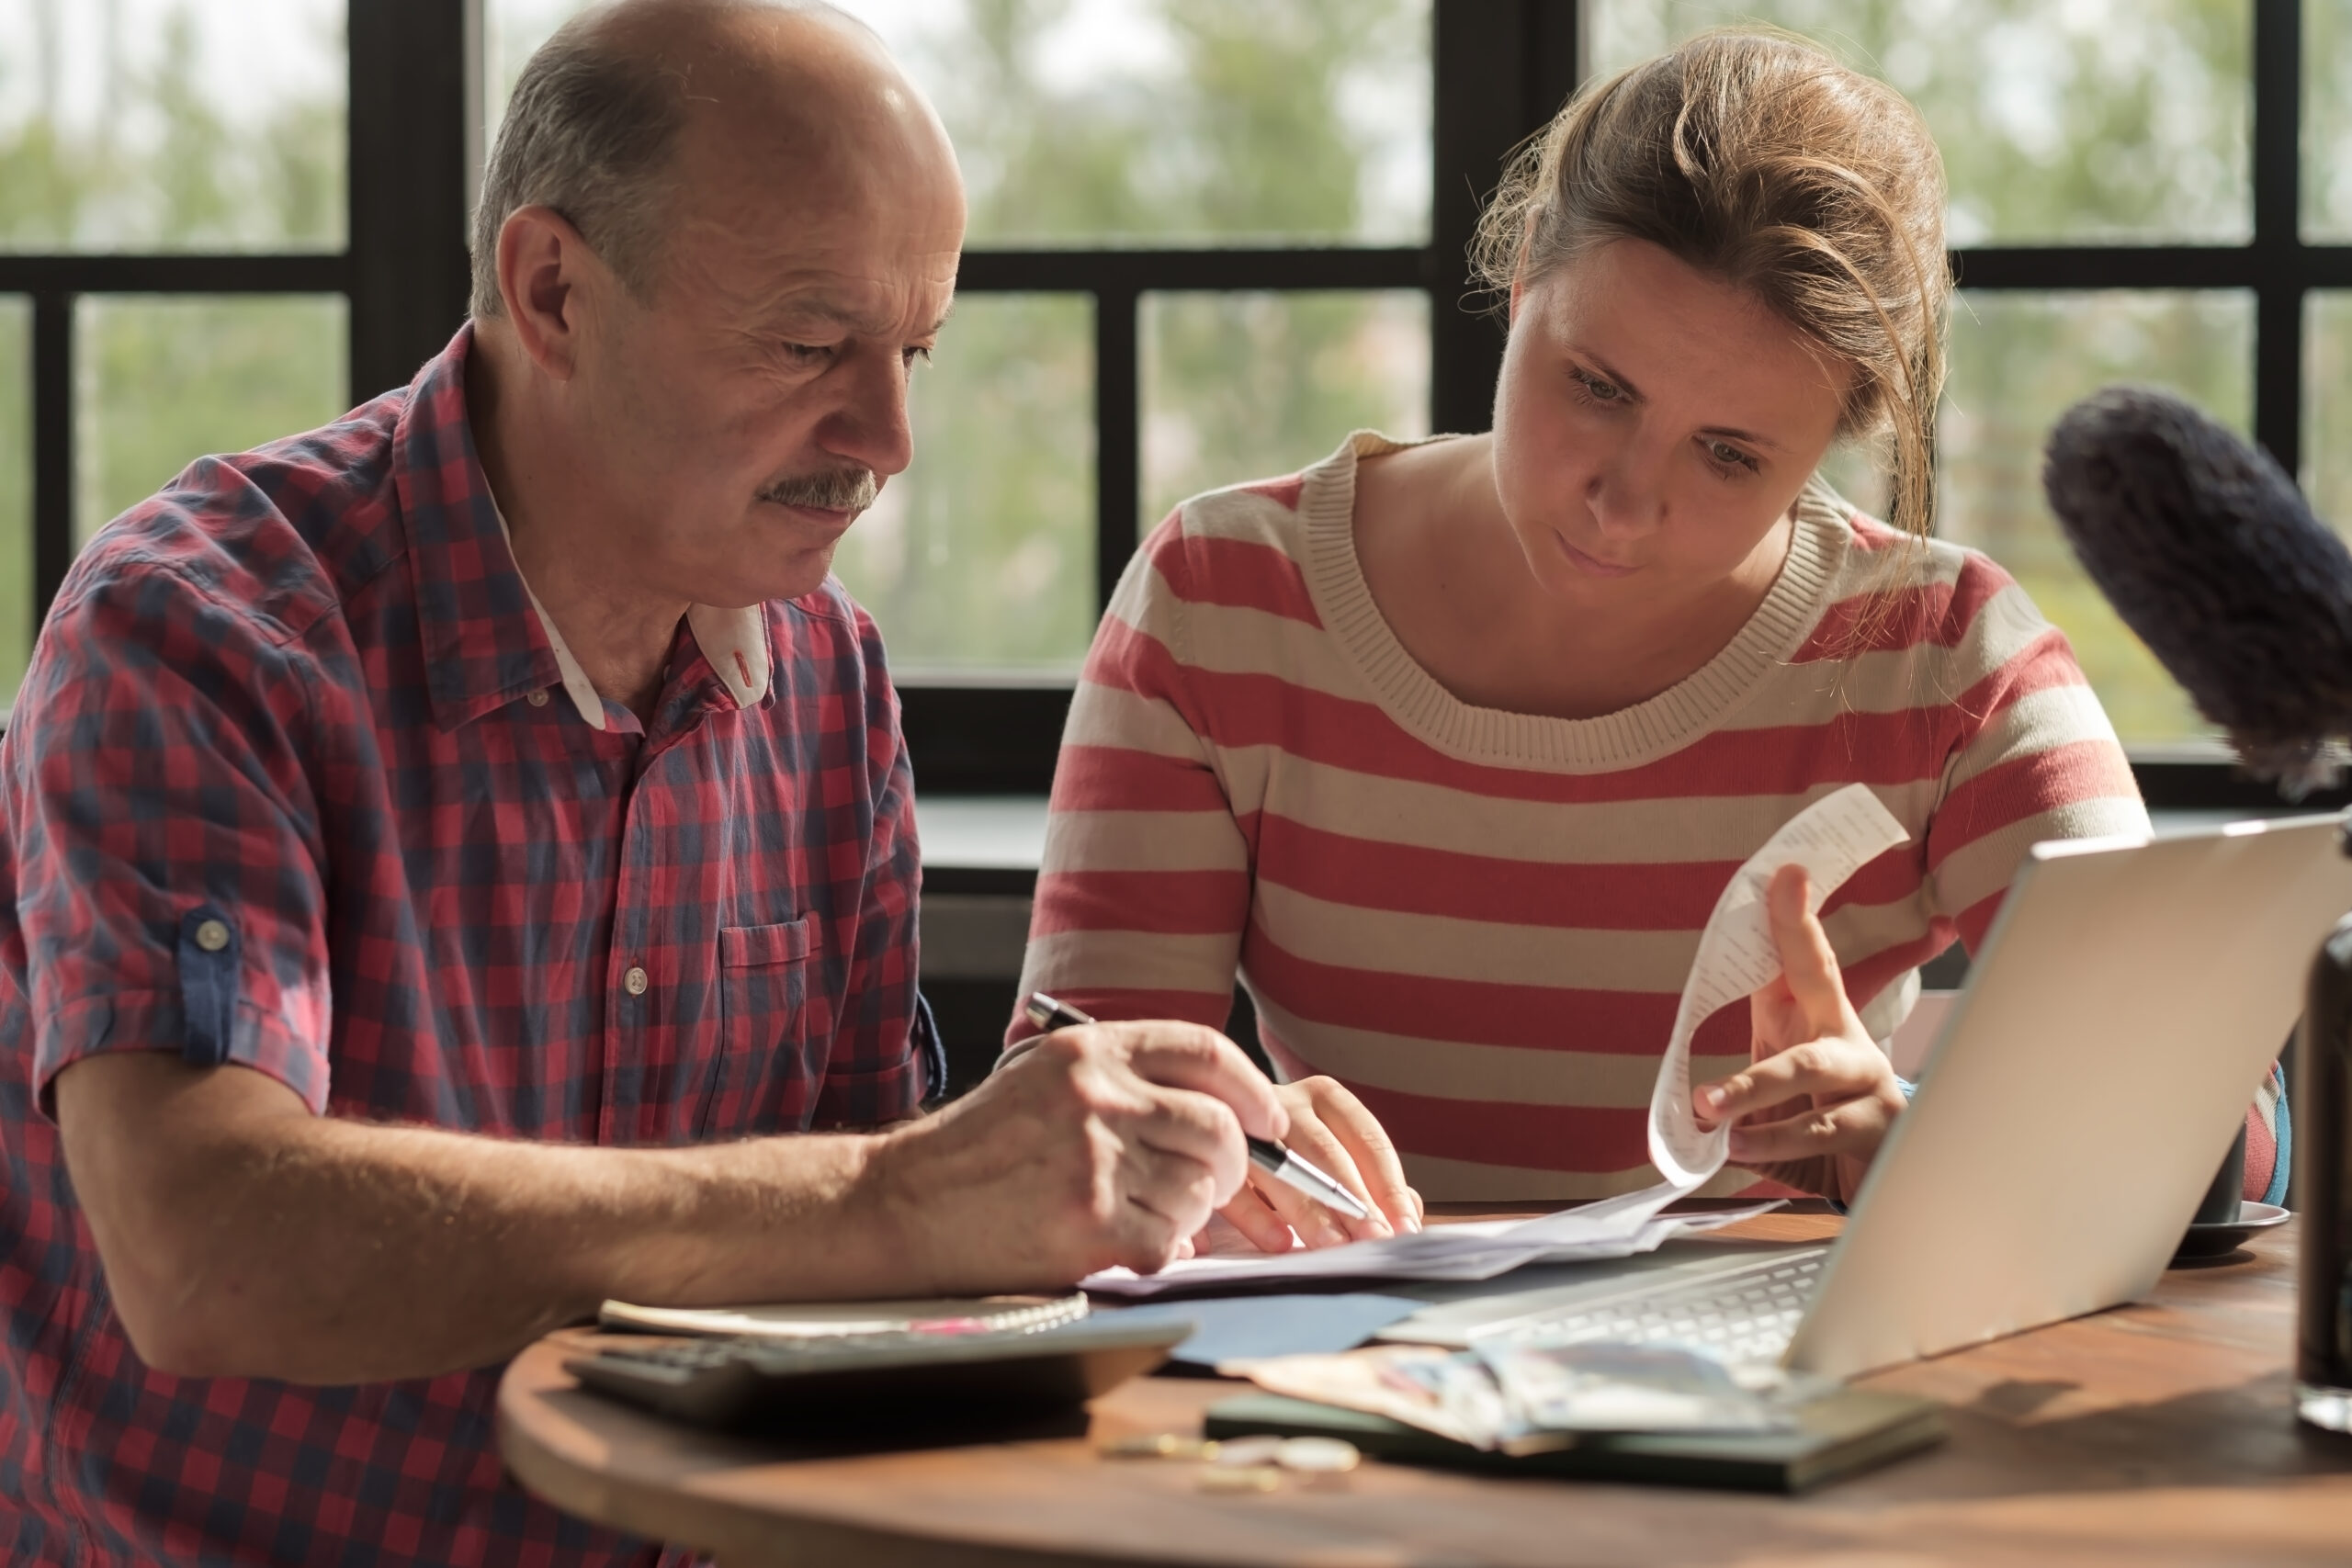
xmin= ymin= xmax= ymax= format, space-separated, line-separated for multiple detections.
xmin=496 ymin=205 xmax=599 ymax=381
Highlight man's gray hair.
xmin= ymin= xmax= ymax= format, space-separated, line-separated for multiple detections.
xmin=469 ymin=9 xmax=687 ymax=320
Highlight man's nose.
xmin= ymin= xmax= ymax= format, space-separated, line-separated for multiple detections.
xmin=819 ymin=346 xmax=916 ymax=479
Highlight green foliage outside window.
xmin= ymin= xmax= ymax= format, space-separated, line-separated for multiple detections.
xmin=2306 ymin=0 xmax=2352 ymax=241
xmin=0 ymin=0 xmax=348 ymax=704
xmin=786 ymin=0 xmax=1435 ymax=674
xmin=5 ymin=0 xmax=2347 ymax=736
xmin=1142 ymin=290 xmax=1428 ymax=529
xmin=0 ymin=3 xmax=344 ymax=252
xmin=75 ymin=296 xmax=350 ymax=545
xmin=1592 ymin=0 xmax=2251 ymax=243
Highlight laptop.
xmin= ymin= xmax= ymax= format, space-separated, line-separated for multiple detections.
xmin=1380 ymin=812 xmax=2352 ymax=1382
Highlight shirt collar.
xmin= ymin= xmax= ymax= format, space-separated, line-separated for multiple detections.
xmin=483 ymin=508 xmax=773 ymax=731
xmin=392 ymin=323 xmax=775 ymax=732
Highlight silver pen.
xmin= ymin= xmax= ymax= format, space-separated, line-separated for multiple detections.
xmin=1022 ymin=992 xmax=1375 ymax=1224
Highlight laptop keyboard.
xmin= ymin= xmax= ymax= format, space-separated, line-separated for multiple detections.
xmin=1471 ymin=1247 xmax=1830 ymax=1365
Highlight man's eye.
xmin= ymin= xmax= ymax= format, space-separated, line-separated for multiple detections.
xmin=904 ymin=345 xmax=933 ymax=368
xmin=783 ymin=342 xmax=831 ymax=364
xmin=1577 ymin=371 xmax=1622 ymax=400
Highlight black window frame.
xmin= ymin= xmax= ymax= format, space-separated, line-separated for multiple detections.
xmin=4 ymin=0 xmax=2345 ymax=814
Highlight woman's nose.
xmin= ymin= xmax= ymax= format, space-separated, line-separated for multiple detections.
xmin=1586 ymin=458 xmax=1665 ymax=539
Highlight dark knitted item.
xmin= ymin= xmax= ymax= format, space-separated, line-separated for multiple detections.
xmin=2042 ymin=385 xmax=2352 ymax=795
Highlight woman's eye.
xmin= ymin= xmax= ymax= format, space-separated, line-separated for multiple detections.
xmin=1708 ymin=440 xmax=1759 ymax=473
xmin=1575 ymin=371 xmax=1623 ymax=402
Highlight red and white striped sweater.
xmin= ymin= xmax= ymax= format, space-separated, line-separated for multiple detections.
xmin=1009 ymin=432 xmax=2155 ymax=1200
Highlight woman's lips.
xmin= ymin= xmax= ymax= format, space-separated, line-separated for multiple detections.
xmin=1551 ymin=530 xmax=1638 ymax=578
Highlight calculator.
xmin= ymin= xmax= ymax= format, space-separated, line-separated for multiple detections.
xmin=565 ymin=1315 xmax=1193 ymax=1433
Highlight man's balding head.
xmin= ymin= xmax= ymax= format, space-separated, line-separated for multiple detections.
xmin=465 ymin=0 xmax=964 ymax=615
xmin=470 ymin=0 xmax=957 ymax=318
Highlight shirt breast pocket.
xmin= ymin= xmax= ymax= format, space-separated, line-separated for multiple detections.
xmin=702 ymin=917 xmax=817 ymax=1138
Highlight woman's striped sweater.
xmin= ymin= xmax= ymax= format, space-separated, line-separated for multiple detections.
xmin=1003 ymin=431 xmax=2245 ymax=1200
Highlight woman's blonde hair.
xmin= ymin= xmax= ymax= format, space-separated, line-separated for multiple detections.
xmin=1472 ymin=28 xmax=1949 ymax=535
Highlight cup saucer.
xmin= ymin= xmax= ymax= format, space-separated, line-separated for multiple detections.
xmin=2169 ymin=1201 xmax=2290 ymax=1264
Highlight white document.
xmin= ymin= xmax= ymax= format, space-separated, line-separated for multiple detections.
xmin=1646 ymin=784 xmax=1912 ymax=1188
xmin=1080 ymin=1203 xmax=1781 ymax=1299
xmin=1080 ymin=784 xmax=1909 ymax=1300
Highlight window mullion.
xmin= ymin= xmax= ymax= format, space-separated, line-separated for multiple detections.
xmin=2253 ymin=0 xmax=2303 ymax=474
xmin=1094 ymin=286 xmax=1140 ymax=611
xmin=347 ymin=0 xmax=476 ymax=404
xmin=30 ymin=293 xmax=73 ymax=625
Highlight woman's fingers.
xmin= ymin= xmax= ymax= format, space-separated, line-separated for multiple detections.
xmin=1295 ymin=1077 xmax=1420 ymax=1235
xmin=1726 ymin=1093 xmax=1896 ymax=1166
xmin=1215 ymin=1180 xmax=1303 ymax=1255
xmin=1696 ymin=1037 xmax=1880 ymax=1127
xmin=1765 ymin=865 xmax=1853 ymax=1028
xmin=1251 ymin=1105 xmax=1384 ymax=1247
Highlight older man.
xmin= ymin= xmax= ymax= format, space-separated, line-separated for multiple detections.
xmin=0 ymin=4 xmax=1295 ymax=1563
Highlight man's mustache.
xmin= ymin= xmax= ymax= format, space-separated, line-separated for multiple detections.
xmin=759 ymin=468 xmax=878 ymax=513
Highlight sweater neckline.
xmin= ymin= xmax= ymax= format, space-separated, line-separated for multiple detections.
xmin=1297 ymin=430 xmax=1849 ymax=773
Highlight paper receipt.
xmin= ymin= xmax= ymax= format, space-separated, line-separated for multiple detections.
xmin=1645 ymin=784 xmax=1911 ymax=1189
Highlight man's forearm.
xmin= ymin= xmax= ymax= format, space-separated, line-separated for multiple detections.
xmin=59 ymin=1055 xmax=915 ymax=1384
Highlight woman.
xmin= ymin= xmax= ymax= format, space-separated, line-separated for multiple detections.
xmin=1007 ymin=30 xmax=2269 ymax=1249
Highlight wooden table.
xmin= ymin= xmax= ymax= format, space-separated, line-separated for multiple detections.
xmin=498 ymin=1212 xmax=2352 ymax=1566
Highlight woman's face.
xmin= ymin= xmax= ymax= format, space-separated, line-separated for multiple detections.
xmin=1489 ymin=238 xmax=1852 ymax=614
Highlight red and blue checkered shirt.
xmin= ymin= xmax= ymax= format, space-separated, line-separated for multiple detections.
xmin=0 ymin=326 xmax=934 ymax=1566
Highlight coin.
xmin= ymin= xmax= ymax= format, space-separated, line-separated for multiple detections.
xmin=1197 ymin=1464 xmax=1282 ymax=1494
xmin=1099 ymin=1433 xmax=1214 ymax=1461
xmin=1274 ymin=1437 xmax=1361 ymax=1473
xmin=1209 ymin=1435 xmax=1285 ymax=1467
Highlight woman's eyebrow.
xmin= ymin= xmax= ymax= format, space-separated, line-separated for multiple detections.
xmin=1576 ymin=346 xmax=1786 ymax=451
xmin=1699 ymin=423 xmax=1784 ymax=452
xmin=1575 ymin=348 xmax=1646 ymax=402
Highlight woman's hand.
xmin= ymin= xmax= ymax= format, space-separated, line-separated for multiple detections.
xmin=1691 ymin=864 xmax=1906 ymax=1202
xmin=1215 ymin=1075 xmax=1423 ymax=1251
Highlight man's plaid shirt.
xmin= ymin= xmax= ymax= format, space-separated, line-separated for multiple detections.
xmin=0 ymin=327 xmax=934 ymax=1565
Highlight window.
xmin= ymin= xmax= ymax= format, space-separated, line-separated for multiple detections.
xmin=74 ymin=294 xmax=347 ymax=543
xmin=5 ymin=1 xmax=2344 ymax=809
xmin=0 ymin=0 xmax=451 ymax=680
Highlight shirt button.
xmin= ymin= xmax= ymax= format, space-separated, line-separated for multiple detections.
xmin=623 ymin=965 xmax=650 ymax=997
xmin=194 ymin=919 xmax=232 ymax=953
xmin=526 ymin=689 xmax=550 ymax=707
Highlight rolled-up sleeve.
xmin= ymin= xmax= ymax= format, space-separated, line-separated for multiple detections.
xmin=11 ymin=560 xmax=334 ymax=1115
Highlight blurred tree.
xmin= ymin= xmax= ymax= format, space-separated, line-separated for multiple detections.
xmin=831 ymin=0 xmax=1431 ymax=671
xmin=0 ymin=0 xmax=347 ymax=703
xmin=7 ymin=0 xmax=2335 ymax=737
xmin=2311 ymin=2 xmax=2352 ymax=545
xmin=1593 ymin=0 xmax=2249 ymax=243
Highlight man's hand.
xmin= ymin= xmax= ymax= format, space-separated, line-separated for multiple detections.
xmin=1216 ymin=1076 xmax=1421 ymax=1251
xmin=1691 ymin=864 xmax=1906 ymax=1201
xmin=868 ymin=1019 xmax=1287 ymax=1288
